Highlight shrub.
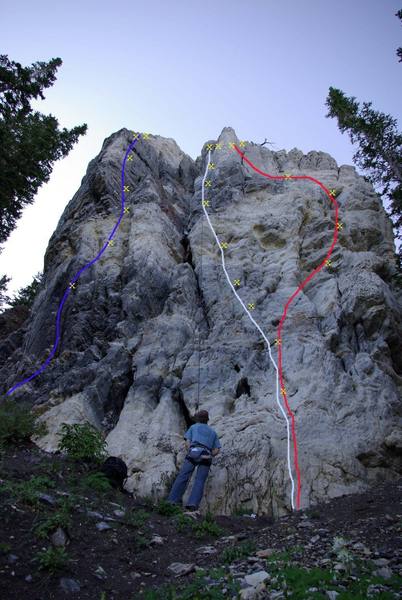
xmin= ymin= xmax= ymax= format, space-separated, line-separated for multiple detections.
xmin=174 ymin=511 xmax=224 ymax=538
xmin=156 ymin=499 xmax=182 ymax=516
xmin=3 ymin=475 xmax=55 ymax=507
xmin=174 ymin=512 xmax=194 ymax=532
xmin=0 ymin=542 xmax=11 ymax=554
xmin=192 ymin=513 xmax=223 ymax=538
xmin=221 ymin=541 xmax=256 ymax=564
xmin=80 ymin=472 xmax=112 ymax=493
xmin=0 ymin=400 xmax=47 ymax=447
xmin=57 ymin=422 xmax=107 ymax=462
xmin=124 ymin=509 xmax=150 ymax=528
xmin=143 ymin=568 xmax=239 ymax=599
xmin=34 ymin=502 xmax=71 ymax=539
xmin=36 ymin=546 xmax=68 ymax=572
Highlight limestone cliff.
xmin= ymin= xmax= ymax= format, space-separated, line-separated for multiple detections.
xmin=1 ymin=127 xmax=401 ymax=516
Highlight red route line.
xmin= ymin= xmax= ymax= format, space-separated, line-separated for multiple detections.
xmin=234 ymin=145 xmax=339 ymax=510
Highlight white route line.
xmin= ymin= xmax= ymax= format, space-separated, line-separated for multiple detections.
xmin=200 ymin=149 xmax=296 ymax=511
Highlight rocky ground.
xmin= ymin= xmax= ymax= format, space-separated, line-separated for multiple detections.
xmin=0 ymin=442 xmax=401 ymax=599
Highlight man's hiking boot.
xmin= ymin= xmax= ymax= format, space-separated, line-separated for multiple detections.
xmin=185 ymin=505 xmax=198 ymax=512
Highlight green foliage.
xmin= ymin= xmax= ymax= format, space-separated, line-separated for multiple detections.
xmin=0 ymin=274 xmax=10 ymax=310
xmin=35 ymin=546 xmax=68 ymax=572
xmin=3 ymin=474 xmax=55 ymax=507
xmin=34 ymin=506 xmax=71 ymax=539
xmin=124 ymin=508 xmax=150 ymax=528
xmin=57 ymin=422 xmax=107 ymax=462
xmin=0 ymin=399 xmax=47 ymax=447
xmin=0 ymin=54 xmax=87 ymax=245
xmin=0 ymin=542 xmax=11 ymax=553
xmin=156 ymin=499 xmax=182 ymax=516
xmin=174 ymin=511 xmax=194 ymax=532
xmin=80 ymin=472 xmax=112 ymax=493
xmin=396 ymin=9 xmax=402 ymax=62
xmin=192 ymin=512 xmax=223 ymax=538
xmin=221 ymin=541 xmax=256 ymax=563
xmin=326 ymin=86 xmax=402 ymax=267
xmin=143 ymin=568 xmax=240 ymax=599
xmin=264 ymin=552 xmax=402 ymax=600
xmin=8 ymin=272 xmax=43 ymax=309
xmin=173 ymin=510 xmax=223 ymax=538
xmin=134 ymin=534 xmax=149 ymax=549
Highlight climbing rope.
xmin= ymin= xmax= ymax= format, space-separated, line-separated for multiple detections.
xmin=199 ymin=148 xmax=297 ymax=511
xmin=196 ymin=153 xmax=211 ymax=412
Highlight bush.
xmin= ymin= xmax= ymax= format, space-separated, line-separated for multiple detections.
xmin=143 ymin=568 xmax=240 ymax=599
xmin=192 ymin=513 xmax=223 ymax=538
xmin=80 ymin=472 xmax=112 ymax=493
xmin=57 ymin=422 xmax=107 ymax=462
xmin=156 ymin=499 xmax=182 ymax=516
xmin=221 ymin=541 xmax=256 ymax=564
xmin=0 ymin=400 xmax=47 ymax=447
xmin=124 ymin=509 xmax=150 ymax=528
xmin=34 ymin=508 xmax=71 ymax=539
xmin=2 ymin=475 xmax=55 ymax=507
xmin=35 ymin=546 xmax=68 ymax=572
xmin=174 ymin=511 xmax=223 ymax=538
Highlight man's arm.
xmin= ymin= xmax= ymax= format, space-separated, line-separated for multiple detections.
xmin=211 ymin=447 xmax=220 ymax=457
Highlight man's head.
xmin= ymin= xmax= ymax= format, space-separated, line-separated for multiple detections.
xmin=195 ymin=409 xmax=209 ymax=424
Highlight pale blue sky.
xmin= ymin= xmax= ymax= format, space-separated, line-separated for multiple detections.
xmin=1 ymin=0 xmax=401 ymax=296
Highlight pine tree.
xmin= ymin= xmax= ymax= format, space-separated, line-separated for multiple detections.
xmin=326 ymin=10 xmax=402 ymax=269
xmin=0 ymin=54 xmax=87 ymax=306
xmin=0 ymin=54 xmax=87 ymax=244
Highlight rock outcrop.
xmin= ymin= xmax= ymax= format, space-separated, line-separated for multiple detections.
xmin=1 ymin=127 xmax=401 ymax=516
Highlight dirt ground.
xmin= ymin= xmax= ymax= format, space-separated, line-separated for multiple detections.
xmin=0 ymin=443 xmax=401 ymax=599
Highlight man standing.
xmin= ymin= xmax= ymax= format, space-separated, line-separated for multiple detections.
xmin=168 ymin=410 xmax=221 ymax=511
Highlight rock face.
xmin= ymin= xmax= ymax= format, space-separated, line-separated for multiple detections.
xmin=1 ymin=127 xmax=401 ymax=516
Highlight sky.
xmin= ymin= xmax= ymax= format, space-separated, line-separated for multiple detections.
xmin=1 ymin=0 xmax=401 ymax=297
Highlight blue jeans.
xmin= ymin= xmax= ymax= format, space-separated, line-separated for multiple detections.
xmin=167 ymin=459 xmax=211 ymax=508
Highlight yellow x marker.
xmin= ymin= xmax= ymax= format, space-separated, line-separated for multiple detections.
xmin=337 ymin=222 xmax=343 ymax=230
xmin=283 ymin=173 xmax=291 ymax=180
xmin=220 ymin=241 xmax=228 ymax=249
xmin=233 ymin=279 xmax=241 ymax=287
xmin=69 ymin=282 xmax=76 ymax=290
xmin=124 ymin=207 xmax=130 ymax=214
xmin=205 ymin=180 xmax=212 ymax=188
xmin=132 ymin=132 xmax=140 ymax=140
xmin=127 ymin=155 xmax=133 ymax=162
xmin=124 ymin=185 xmax=130 ymax=192
xmin=208 ymin=163 xmax=215 ymax=170
xmin=248 ymin=303 xmax=255 ymax=310
xmin=228 ymin=142 xmax=235 ymax=149
xmin=108 ymin=240 xmax=115 ymax=247
xmin=142 ymin=132 xmax=150 ymax=139
xmin=239 ymin=141 xmax=246 ymax=148
xmin=325 ymin=259 xmax=331 ymax=267
xmin=202 ymin=200 xmax=210 ymax=207
xmin=215 ymin=143 xmax=222 ymax=150
xmin=281 ymin=386 xmax=286 ymax=396
xmin=206 ymin=143 xmax=214 ymax=151
xmin=329 ymin=189 xmax=336 ymax=197
xmin=274 ymin=338 xmax=282 ymax=346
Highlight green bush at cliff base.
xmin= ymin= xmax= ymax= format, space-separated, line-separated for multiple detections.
xmin=57 ymin=422 xmax=107 ymax=462
xmin=0 ymin=400 xmax=47 ymax=447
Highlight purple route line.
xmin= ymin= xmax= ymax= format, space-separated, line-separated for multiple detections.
xmin=6 ymin=134 xmax=142 ymax=396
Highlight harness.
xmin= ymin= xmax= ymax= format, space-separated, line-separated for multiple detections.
xmin=186 ymin=441 xmax=213 ymax=466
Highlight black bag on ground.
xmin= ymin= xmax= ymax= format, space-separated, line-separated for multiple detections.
xmin=100 ymin=456 xmax=128 ymax=490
